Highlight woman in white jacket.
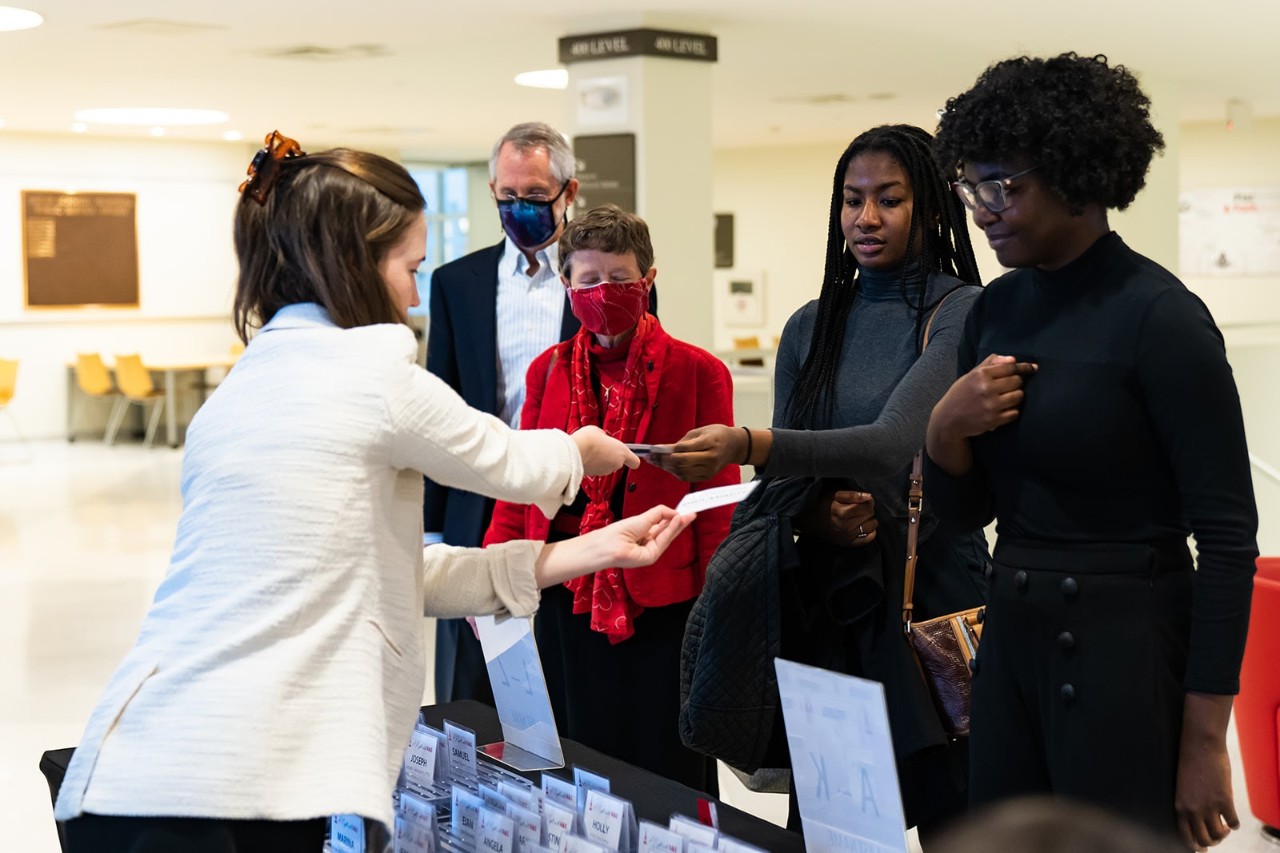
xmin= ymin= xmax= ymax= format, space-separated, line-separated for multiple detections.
xmin=54 ymin=131 xmax=691 ymax=851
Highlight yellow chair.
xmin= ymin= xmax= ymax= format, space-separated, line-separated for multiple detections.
xmin=105 ymin=355 xmax=166 ymax=447
xmin=0 ymin=357 xmax=28 ymax=450
xmin=70 ymin=353 xmax=122 ymax=442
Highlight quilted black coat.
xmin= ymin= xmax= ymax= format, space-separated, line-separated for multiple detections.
xmin=677 ymin=477 xmax=821 ymax=773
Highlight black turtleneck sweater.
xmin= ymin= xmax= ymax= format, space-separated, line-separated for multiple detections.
xmin=925 ymin=232 xmax=1258 ymax=694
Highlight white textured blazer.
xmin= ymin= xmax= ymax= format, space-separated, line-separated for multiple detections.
xmin=55 ymin=303 xmax=583 ymax=829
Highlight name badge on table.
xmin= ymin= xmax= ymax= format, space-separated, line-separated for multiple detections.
xmin=445 ymin=720 xmax=479 ymax=780
xmin=403 ymin=727 xmax=441 ymax=794
xmin=562 ymin=837 xmax=609 ymax=853
xmin=775 ymin=658 xmax=908 ymax=853
xmin=542 ymin=800 xmax=577 ymax=850
xmin=542 ymin=773 xmax=576 ymax=811
xmin=668 ymin=814 xmax=717 ymax=849
xmin=330 ymin=814 xmax=365 ymax=853
xmin=505 ymin=801 xmax=544 ymax=851
xmin=399 ymin=790 xmax=437 ymax=824
xmin=394 ymin=801 xmax=437 ymax=853
xmin=572 ymin=766 xmax=611 ymax=816
xmin=500 ymin=779 xmax=542 ymax=815
xmin=478 ymin=807 xmax=516 ymax=853
xmin=583 ymin=788 xmax=634 ymax=852
xmin=718 ymin=836 xmax=768 ymax=853
xmin=637 ymin=820 xmax=683 ymax=853
xmin=451 ymin=786 xmax=485 ymax=841
xmin=480 ymin=782 xmax=511 ymax=813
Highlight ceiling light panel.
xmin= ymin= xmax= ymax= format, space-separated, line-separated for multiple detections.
xmin=0 ymin=5 xmax=42 ymax=32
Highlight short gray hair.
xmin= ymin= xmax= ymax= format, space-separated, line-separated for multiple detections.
xmin=489 ymin=122 xmax=576 ymax=185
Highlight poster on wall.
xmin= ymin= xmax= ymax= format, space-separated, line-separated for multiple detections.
xmin=1178 ymin=187 xmax=1280 ymax=276
xmin=23 ymin=191 xmax=139 ymax=308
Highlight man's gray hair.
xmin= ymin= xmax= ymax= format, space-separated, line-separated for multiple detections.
xmin=489 ymin=122 xmax=576 ymax=184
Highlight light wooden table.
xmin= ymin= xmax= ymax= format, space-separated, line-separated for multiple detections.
xmin=67 ymin=355 xmax=240 ymax=448
xmin=147 ymin=357 xmax=240 ymax=447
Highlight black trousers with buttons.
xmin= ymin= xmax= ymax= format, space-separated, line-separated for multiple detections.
xmin=968 ymin=539 xmax=1193 ymax=836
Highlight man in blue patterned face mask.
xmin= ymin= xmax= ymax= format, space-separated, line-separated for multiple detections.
xmin=422 ymin=122 xmax=581 ymax=709
xmin=491 ymin=135 xmax=579 ymax=262
xmin=496 ymin=178 xmax=573 ymax=251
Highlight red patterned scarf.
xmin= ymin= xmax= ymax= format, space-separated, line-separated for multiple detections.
xmin=564 ymin=313 xmax=654 ymax=643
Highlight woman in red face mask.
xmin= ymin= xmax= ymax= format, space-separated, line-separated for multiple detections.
xmin=483 ymin=204 xmax=738 ymax=794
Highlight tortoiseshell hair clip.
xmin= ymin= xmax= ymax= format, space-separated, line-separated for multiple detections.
xmin=238 ymin=130 xmax=305 ymax=205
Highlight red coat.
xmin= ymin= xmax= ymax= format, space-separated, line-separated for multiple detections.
xmin=483 ymin=318 xmax=738 ymax=608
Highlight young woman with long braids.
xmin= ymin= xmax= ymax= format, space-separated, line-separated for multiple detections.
xmin=656 ymin=124 xmax=990 ymax=840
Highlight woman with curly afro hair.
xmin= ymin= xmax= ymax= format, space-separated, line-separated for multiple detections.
xmin=925 ymin=53 xmax=1257 ymax=850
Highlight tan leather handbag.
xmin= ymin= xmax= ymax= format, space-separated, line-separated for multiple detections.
xmin=901 ymin=448 xmax=984 ymax=737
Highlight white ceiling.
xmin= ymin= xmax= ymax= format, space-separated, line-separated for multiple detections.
xmin=2 ymin=0 xmax=1277 ymax=162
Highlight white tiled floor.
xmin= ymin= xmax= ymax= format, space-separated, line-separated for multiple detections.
xmin=1 ymin=439 xmax=1273 ymax=851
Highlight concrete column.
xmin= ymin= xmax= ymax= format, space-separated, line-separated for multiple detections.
xmin=560 ymin=27 xmax=715 ymax=349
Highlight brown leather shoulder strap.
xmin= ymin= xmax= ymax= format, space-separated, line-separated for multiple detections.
xmin=902 ymin=450 xmax=924 ymax=630
xmin=903 ymin=287 xmax=963 ymax=631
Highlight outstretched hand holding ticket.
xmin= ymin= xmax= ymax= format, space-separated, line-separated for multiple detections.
xmin=648 ymin=424 xmax=774 ymax=482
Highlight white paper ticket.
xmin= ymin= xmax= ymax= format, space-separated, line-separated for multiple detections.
xmin=674 ymin=480 xmax=760 ymax=514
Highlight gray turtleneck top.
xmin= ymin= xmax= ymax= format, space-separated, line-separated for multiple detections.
xmin=763 ymin=263 xmax=980 ymax=521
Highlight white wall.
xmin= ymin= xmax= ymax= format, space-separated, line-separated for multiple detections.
xmin=709 ymin=142 xmax=830 ymax=352
xmin=1180 ymin=117 xmax=1280 ymax=555
xmin=0 ymin=134 xmax=250 ymax=439
xmin=1180 ymin=118 xmax=1280 ymax=328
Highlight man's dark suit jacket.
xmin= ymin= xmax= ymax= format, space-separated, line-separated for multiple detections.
xmin=423 ymin=241 xmax=578 ymax=545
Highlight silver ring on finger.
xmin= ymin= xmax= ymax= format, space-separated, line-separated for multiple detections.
xmin=856 ymin=524 xmax=867 ymax=538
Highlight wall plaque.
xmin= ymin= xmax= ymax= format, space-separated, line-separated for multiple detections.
xmin=23 ymin=191 xmax=139 ymax=308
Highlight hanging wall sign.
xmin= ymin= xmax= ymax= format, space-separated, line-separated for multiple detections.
xmin=559 ymin=29 xmax=717 ymax=65
xmin=572 ymin=134 xmax=637 ymax=214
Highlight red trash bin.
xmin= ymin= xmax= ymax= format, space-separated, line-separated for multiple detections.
xmin=1237 ymin=556 xmax=1280 ymax=842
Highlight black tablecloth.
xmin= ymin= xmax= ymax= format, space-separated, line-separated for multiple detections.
xmin=40 ymin=699 xmax=801 ymax=852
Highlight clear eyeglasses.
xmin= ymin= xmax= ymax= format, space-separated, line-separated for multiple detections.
xmin=952 ymin=165 xmax=1040 ymax=213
